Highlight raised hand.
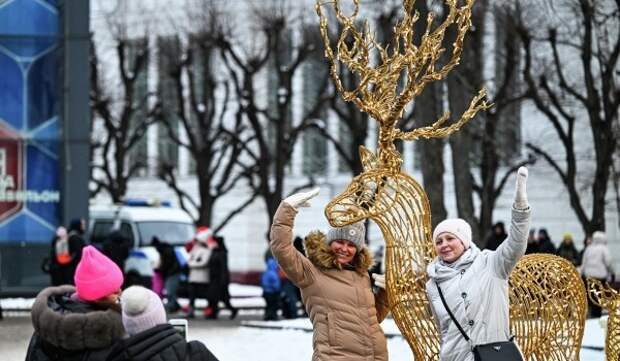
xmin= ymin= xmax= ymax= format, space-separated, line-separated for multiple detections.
xmin=283 ymin=187 xmax=320 ymax=210
xmin=514 ymin=167 xmax=529 ymax=210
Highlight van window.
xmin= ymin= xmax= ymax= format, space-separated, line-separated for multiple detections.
xmin=91 ymin=221 xmax=113 ymax=244
xmin=91 ymin=221 xmax=135 ymax=246
xmin=120 ymin=222 xmax=135 ymax=245
xmin=136 ymin=222 xmax=194 ymax=246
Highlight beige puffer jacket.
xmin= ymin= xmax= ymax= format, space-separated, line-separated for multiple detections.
xmin=270 ymin=203 xmax=389 ymax=361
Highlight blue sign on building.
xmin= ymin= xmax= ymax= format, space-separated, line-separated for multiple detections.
xmin=0 ymin=0 xmax=61 ymax=243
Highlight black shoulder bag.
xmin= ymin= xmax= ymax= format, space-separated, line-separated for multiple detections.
xmin=436 ymin=282 xmax=523 ymax=361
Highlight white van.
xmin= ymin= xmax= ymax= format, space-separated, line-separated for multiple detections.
xmin=88 ymin=200 xmax=195 ymax=285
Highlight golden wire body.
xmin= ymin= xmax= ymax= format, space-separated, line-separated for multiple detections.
xmin=317 ymin=0 xmax=587 ymax=359
xmin=588 ymin=278 xmax=620 ymax=360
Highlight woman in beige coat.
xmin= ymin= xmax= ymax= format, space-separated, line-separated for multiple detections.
xmin=270 ymin=188 xmax=389 ymax=361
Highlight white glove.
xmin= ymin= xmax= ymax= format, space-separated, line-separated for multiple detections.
xmin=283 ymin=187 xmax=320 ymax=209
xmin=372 ymin=273 xmax=385 ymax=289
xmin=514 ymin=166 xmax=529 ymax=210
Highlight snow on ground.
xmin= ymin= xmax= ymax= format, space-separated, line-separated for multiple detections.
xmin=238 ymin=318 xmax=605 ymax=361
xmin=0 ymin=284 xmax=607 ymax=360
xmin=195 ymin=320 xmax=605 ymax=361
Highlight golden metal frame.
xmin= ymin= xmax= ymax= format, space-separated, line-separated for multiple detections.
xmin=317 ymin=1 xmax=587 ymax=359
xmin=588 ymin=278 xmax=620 ymax=360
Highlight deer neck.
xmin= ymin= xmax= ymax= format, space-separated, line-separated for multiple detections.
xmin=368 ymin=171 xmax=434 ymax=268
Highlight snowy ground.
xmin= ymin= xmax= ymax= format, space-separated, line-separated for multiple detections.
xmin=0 ymin=284 xmax=607 ymax=360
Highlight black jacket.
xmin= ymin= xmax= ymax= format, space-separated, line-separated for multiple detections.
xmin=26 ymin=285 xmax=125 ymax=361
xmin=103 ymin=231 xmax=132 ymax=270
xmin=154 ymin=242 xmax=181 ymax=278
xmin=106 ymin=324 xmax=219 ymax=361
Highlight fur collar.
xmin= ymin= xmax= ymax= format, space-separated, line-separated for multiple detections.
xmin=31 ymin=285 xmax=125 ymax=350
xmin=303 ymin=230 xmax=374 ymax=275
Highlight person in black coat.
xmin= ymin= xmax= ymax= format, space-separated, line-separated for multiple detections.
xmin=205 ymin=236 xmax=237 ymax=319
xmin=107 ymin=286 xmax=219 ymax=361
xmin=26 ymin=247 xmax=125 ymax=361
xmin=537 ymin=228 xmax=557 ymax=254
xmin=484 ymin=222 xmax=507 ymax=251
xmin=46 ymin=223 xmax=85 ymax=286
xmin=556 ymin=232 xmax=579 ymax=266
xmin=102 ymin=230 xmax=132 ymax=273
xmin=152 ymin=237 xmax=182 ymax=312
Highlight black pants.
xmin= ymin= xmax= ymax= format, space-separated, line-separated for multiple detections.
xmin=188 ymin=282 xmax=208 ymax=309
xmin=263 ymin=292 xmax=280 ymax=320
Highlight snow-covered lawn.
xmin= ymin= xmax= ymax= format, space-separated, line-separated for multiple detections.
xmin=1 ymin=284 xmax=607 ymax=360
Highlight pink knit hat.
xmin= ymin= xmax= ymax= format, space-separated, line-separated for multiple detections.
xmin=74 ymin=246 xmax=124 ymax=301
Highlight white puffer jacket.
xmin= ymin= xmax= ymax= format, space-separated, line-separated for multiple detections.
xmin=581 ymin=232 xmax=614 ymax=280
xmin=426 ymin=207 xmax=530 ymax=361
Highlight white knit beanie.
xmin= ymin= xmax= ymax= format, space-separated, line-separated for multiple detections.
xmin=592 ymin=231 xmax=607 ymax=244
xmin=433 ymin=219 xmax=472 ymax=249
xmin=326 ymin=222 xmax=366 ymax=249
xmin=121 ymin=286 xmax=167 ymax=336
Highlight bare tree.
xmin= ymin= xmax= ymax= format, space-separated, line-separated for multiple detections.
xmin=90 ymin=27 xmax=160 ymax=202
xmin=218 ymin=4 xmax=330 ymax=231
xmin=517 ymin=0 xmax=619 ymax=235
xmin=472 ymin=3 xmax=536 ymax=244
xmin=445 ymin=0 xmax=488 ymax=242
xmin=156 ymin=11 xmax=257 ymax=231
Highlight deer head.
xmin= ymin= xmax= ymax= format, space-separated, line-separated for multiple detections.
xmin=588 ymin=278 xmax=620 ymax=313
xmin=326 ymin=145 xmax=400 ymax=227
xmin=318 ymin=0 xmax=491 ymax=226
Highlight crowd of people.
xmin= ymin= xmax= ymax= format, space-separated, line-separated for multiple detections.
xmin=26 ymin=245 xmax=219 ymax=361
xmin=485 ymin=217 xmax=616 ymax=318
xmin=38 ymin=220 xmax=237 ymax=322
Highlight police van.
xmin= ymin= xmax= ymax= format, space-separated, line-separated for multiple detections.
xmin=88 ymin=199 xmax=195 ymax=287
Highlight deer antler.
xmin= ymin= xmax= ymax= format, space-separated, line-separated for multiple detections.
xmin=395 ymin=88 xmax=491 ymax=140
xmin=316 ymin=0 xmax=491 ymax=169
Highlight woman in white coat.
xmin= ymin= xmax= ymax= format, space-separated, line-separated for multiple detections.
xmin=426 ymin=167 xmax=531 ymax=361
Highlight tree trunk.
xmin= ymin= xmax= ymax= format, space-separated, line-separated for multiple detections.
xmin=447 ymin=0 xmax=487 ymax=244
xmin=415 ymin=81 xmax=447 ymax=228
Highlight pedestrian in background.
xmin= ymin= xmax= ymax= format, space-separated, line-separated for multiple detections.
xmin=525 ymin=229 xmax=538 ymax=255
xmin=46 ymin=224 xmax=85 ymax=286
xmin=207 ymin=236 xmax=238 ymax=320
xmin=577 ymin=235 xmax=592 ymax=266
xmin=102 ymin=228 xmax=132 ymax=276
xmin=26 ymin=246 xmax=125 ymax=361
xmin=537 ymin=228 xmax=556 ymax=254
xmin=581 ymin=231 xmax=615 ymax=318
xmin=261 ymin=258 xmax=281 ymax=321
xmin=106 ymin=286 xmax=219 ymax=361
xmin=484 ymin=221 xmax=507 ymax=251
xmin=186 ymin=232 xmax=212 ymax=319
xmin=556 ymin=232 xmax=579 ymax=266
xmin=152 ymin=237 xmax=182 ymax=313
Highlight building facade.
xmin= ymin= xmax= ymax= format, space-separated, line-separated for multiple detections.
xmin=89 ymin=0 xmax=620 ymax=281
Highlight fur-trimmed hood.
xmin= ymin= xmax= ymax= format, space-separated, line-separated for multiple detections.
xmin=303 ymin=230 xmax=374 ymax=275
xmin=30 ymin=285 xmax=125 ymax=351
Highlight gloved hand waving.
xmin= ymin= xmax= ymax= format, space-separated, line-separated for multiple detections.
xmin=283 ymin=187 xmax=320 ymax=210
xmin=514 ymin=167 xmax=529 ymax=210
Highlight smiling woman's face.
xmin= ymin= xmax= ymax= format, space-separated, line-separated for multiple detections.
xmin=330 ymin=239 xmax=357 ymax=265
xmin=434 ymin=233 xmax=466 ymax=263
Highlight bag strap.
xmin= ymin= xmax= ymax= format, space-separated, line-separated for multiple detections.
xmin=436 ymin=282 xmax=470 ymax=342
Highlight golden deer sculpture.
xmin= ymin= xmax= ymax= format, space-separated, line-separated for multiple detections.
xmin=588 ymin=278 xmax=620 ymax=360
xmin=317 ymin=0 xmax=586 ymax=360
